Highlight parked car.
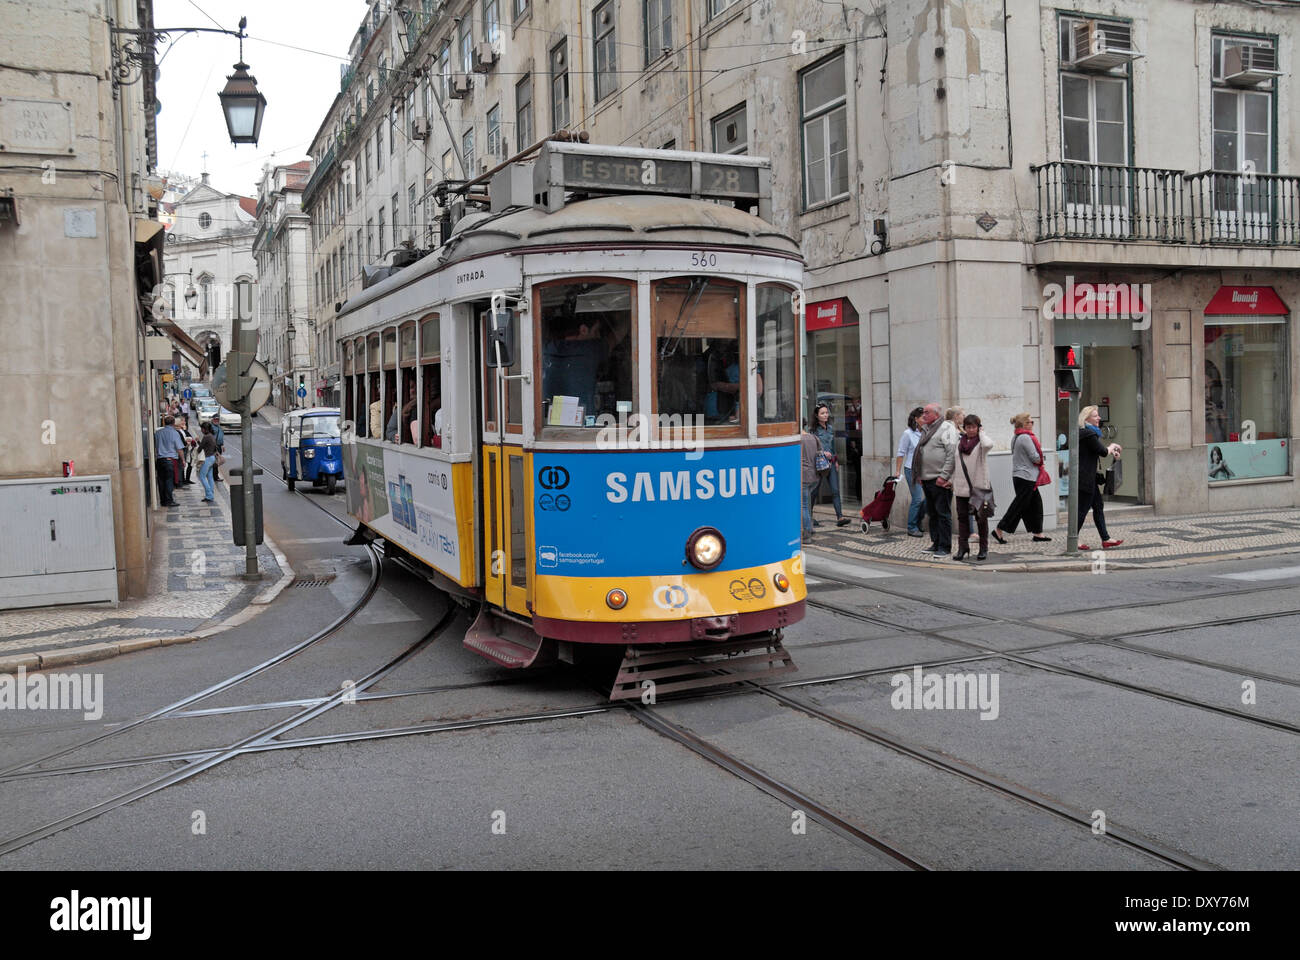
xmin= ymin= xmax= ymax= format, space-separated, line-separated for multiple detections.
xmin=196 ymin=398 xmax=220 ymax=423
xmin=218 ymin=407 xmax=242 ymax=432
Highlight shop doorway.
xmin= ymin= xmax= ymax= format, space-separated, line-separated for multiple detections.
xmin=807 ymin=325 xmax=862 ymax=504
xmin=1055 ymin=344 xmax=1144 ymax=504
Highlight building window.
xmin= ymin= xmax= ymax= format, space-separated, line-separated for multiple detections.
xmin=392 ymin=192 xmax=400 ymax=241
xmin=593 ymin=1 xmax=617 ymax=102
xmin=711 ymin=103 xmax=747 ymax=155
xmin=378 ymin=207 xmax=386 ymax=255
xmin=1210 ymin=34 xmax=1276 ymax=231
xmin=438 ymin=42 xmax=451 ymax=100
xmin=514 ymin=0 xmax=528 ymax=22
xmin=443 ymin=149 xmax=454 ymax=179
xmin=487 ymin=103 xmax=502 ymax=157
xmin=367 ymin=219 xmax=374 ymax=259
xmin=390 ymin=103 xmax=399 ymax=155
xmin=423 ymin=73 xmax=433 ymax=123
xmin=198 ymin=212 xmax=211 ymax=229
xmin=1205 ymin=319 xmax=1289 ymax=481
xmin=463 ymin=127 xmax=476 ymax=172
xmin=708 ymin=0 xmax=739 ymax=19
xmin=365 ymin=139 xmax=373 ymax=182
xmin=409 ymin=184 xmax=417 ymax=234
xmin=551 ymin=40 xmax=570 ymax=131
xmin=483 ymin=0 xmax=500 ymax=48
xmin=198 ymin=275 xmax=212 ymax=315
xmin=800 ymin=52 xmax=849 ymax=208
xmin=346 ymin=237 xmax=353 ymax=283
xmin=516 ymin=75 xmax=533 ymax=148
xmin=460 ymin=19 xmax=473 ymax=76
xmin=644 ymin=0 xmax=672 ymax=65
xmin=376 ymin=125 xmax=384 ymax=171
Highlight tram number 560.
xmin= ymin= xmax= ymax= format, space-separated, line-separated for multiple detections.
xmin=690 ymin=251 xmax=718 ymax=268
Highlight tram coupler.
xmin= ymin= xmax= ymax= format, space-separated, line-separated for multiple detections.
xmin=609 ymin=633 xmax=796 ymax=701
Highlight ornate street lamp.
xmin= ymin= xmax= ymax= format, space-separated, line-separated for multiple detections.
xmin=218 ymin=59 xmax=268 ymax=145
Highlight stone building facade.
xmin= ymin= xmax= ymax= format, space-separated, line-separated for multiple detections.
xmin=298 ymin=0 xmax=1300 ymax=519
xmin=252 ymin=161 xmax=313 ymax=405
xmin=0 ymin=0 xmax=164 ymax=601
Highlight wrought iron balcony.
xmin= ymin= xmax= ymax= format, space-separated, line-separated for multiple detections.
xmin=1186 ymin=170 xmax=1300 ymax=246
xmin=1032 ymin=161 xmax=1300 ymax=247
xmin=1032 ymin=161 xmax=1185 ymax=242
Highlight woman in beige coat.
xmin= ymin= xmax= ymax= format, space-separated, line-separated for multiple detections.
xmin=951 ymin=413 xmax=994 ymax=561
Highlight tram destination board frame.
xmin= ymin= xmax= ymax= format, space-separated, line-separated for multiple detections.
xmin=534 ymin=142 xmax=771 ymax=219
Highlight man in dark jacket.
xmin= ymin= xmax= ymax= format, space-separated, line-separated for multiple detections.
xmin=1077 ymin=404 xmax=1124 ymax=550
xmin=911 ymin=403 xmax=956 ymax=555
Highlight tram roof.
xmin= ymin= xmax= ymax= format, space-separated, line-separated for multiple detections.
xmin=338 ymin=194 xmax=801 ymax=319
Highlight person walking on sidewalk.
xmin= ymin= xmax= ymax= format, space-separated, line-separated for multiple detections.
xmin=178 ymin=415 xmax=198 ymax=486
xmin=800 ymin=423 xmax=821 ymax=542
xmin=153 ymin=415 xmax=183 ymax=507
xmin=1078 ymin=405 xmax=1124 ymax=551
xmin=211 ymin=417 xmax=226 ymax=483
xmin=197 ymin=422 xmax=218 ymax=503
xmin=811 ymin=403 xmax=850 ymax=527
xmin=913 ymin=403 xmax=956 ymax=555
xmin=953 ymin=414 xmax=995 ymax=561
xmin=894 ymin=406 xmax=926 ymax=537
xmin=994 ymin=412 xmax=1052 ymax=544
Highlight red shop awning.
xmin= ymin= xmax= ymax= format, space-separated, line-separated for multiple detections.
xmin=806 ymin=297 xmax=860 ymax=331
xmin=1054 ymin=281 xmax=1146 ymax=318
xmin=1204 ymin=285 xmax=1289 ymax=316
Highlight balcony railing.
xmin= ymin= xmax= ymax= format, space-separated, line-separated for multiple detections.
xmin=1032 ymin=161 xmax=1300 ymax=247
xmin=1032 ymin=162 xmax=1185 ymax=242
xmin=1186 ymin=170 xmax=1300 ymax=246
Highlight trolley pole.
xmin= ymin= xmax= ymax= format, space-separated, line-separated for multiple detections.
xmin=241 ymin=401 xmax=258 ymax=578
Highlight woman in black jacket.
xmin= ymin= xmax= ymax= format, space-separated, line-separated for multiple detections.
xmin=1078 ymin=405 xmax=1124 ymax=550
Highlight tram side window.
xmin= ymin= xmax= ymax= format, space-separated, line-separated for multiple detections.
xmin=653 ymin=277 xmax=748 ymax=427
xmin=756 ymin=284 xmax=797 ymax=425
xmin=420 ymin=313 xmax=442 ymax=447
xmin=538 ymin=280 xmax=633 ymax=429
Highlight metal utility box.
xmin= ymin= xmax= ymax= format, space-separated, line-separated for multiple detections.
xmin=0 ymin=476 xmax=118 ymax=609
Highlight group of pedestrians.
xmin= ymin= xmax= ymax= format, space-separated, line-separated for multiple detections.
xmin=870 ymin=401 xmax=1124 ymax=560
xmin=153 ymin=399 xmax=225 ymax=508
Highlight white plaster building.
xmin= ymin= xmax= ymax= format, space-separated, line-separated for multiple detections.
xmin=162 ymin=174 xmax=257 ymax=371
xmin=252 ymin=161 xmax=313 ymax=406
xmin=297 ymin=0 xmax=1300 ymax=519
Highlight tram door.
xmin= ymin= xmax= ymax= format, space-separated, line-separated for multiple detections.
xmin=480 ymin=303 xmax=531 ymax=617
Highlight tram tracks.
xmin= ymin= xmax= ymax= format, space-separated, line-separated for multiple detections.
xmin=0 ymin=605 xmax=462 ymax=857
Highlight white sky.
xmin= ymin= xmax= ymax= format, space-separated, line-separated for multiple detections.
xmin=153 ymin=0 xmax=367 ymax=196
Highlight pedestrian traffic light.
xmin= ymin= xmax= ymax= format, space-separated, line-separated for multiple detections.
xmin=1055 ymin=344 xmax=1082 ymax=393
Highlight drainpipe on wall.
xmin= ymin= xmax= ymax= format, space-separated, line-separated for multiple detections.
xmin=576 ymin=0 xmax=588 ymax=129
xmin=685 ymin=1 xmax=698 ymax=150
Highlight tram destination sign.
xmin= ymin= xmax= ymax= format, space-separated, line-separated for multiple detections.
xmin=536 ymin=143 xmax=770 ymax=215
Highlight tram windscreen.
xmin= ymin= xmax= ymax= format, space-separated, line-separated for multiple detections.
xmin=539 ymin=281 xmax=634 ymax=428
xmin=654 ymin=277 xmax=745 ymax=426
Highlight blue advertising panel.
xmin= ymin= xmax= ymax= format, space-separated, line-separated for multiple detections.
xmin=1207 ymin=439 xmax=1289 ymax=482
xmin=532 ymin=445 xmax=800 ymax=577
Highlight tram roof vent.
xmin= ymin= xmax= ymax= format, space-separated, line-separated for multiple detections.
xmin=532 ymin=142 xmax=771 ymax=220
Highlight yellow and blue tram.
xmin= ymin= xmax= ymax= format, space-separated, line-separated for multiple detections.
xmin=336 ymin=140 xmax=807 ymax=697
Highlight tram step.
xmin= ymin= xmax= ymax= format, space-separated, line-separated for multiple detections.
xmin=463 ymin=607 xmax=554 ymax=669
xmin=609 ymin=636 xmax=796 ymax=701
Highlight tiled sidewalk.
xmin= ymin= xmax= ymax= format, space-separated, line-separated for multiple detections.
xmin=806 ymin=503 xmax=1300 ymax=571
xmin=0 ymin=480 xmax=289 ymax=668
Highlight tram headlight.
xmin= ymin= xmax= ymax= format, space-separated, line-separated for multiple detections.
xmin=686 ymin=527 xmax=725 ymax=571
xmin=773 ymin=573 xmax=790 ymax=593
xmin=303 ymin=449 xmax=315 ymax=458
xmin=606 ymin=588 xmax=628 ymax=610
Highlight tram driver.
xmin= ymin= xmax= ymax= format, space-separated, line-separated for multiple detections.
xmin=541 ymin=286 xmax=630 ymax=425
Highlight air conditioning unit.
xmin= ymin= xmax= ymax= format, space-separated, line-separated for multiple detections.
xmin=472 ymin=42 xmax=497 ymax=73
xmin=449 ymin=74 xmax=471 ymax=99
xmin=1224 ymin=44 xmax=1281 ymax=86
xmin=1071 ymin=20 xmax=1138 ymax=70
xmin=412 ymin=116 xmax=430 ymax=140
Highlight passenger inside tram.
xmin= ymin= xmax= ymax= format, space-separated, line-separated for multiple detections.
xmin=539 ymin=282 xmax=632 ymax=427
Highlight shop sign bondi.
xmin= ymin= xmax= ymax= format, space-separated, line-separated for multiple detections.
xmin=1042 ymin=276 xmax=1151 ymax=330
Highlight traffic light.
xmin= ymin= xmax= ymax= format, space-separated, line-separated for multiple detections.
xmin=229 ymin=278 xmax=259 ymax=405
xmin=1055 ymin=344 xmax=1081 ymax=393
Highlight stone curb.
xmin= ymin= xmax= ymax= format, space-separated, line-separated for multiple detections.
xmin=807 ymin=542 xmax=1300 ymax=575
xmin=0 ymin=503 xmax=295 ymax=676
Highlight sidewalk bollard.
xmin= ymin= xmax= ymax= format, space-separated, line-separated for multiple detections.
xmin=228 ymin=466 xmax=264 ymax=549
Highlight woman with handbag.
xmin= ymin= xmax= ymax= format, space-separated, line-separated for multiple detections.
xmin=994 ymin=412 xmax=1053 ymax=544
xmin=1078 ymin=405 xmax=1124 ymax=550
xmin=811 ymin=402 xmax=850 ymax=527
xmin=952 ymin=414 xmax=994 ymax=561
